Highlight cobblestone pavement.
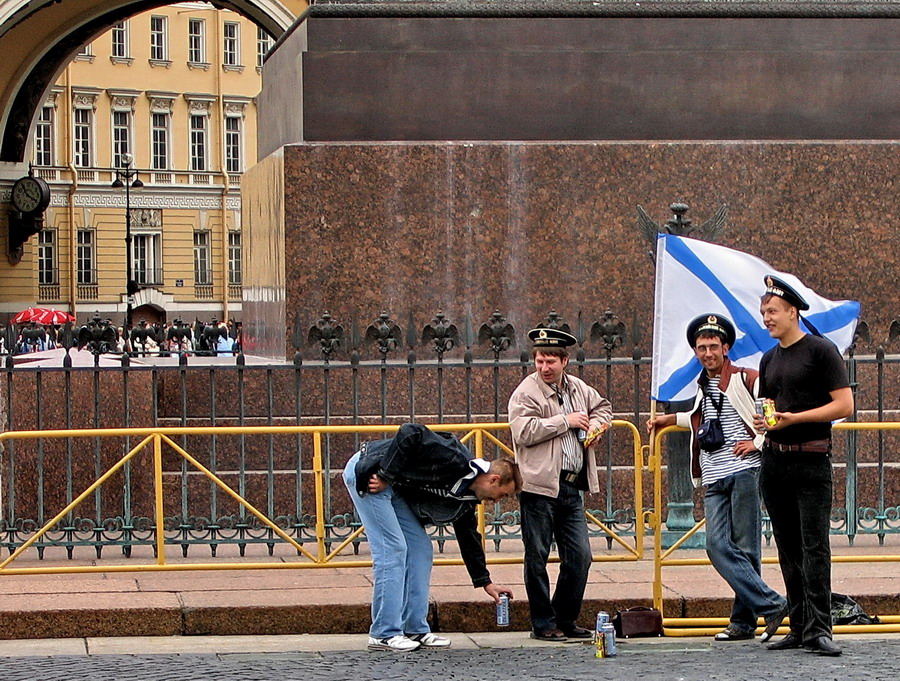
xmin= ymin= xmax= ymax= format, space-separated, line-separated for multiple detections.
xmin=0 ymin=638 xmax=897 ymax=681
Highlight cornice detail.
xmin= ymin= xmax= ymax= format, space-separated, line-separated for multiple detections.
xmin=72 ymin=89 xmax=101 ymax=110
xmin=51 ymin=191 xmax=242 ymax=211
xmin=185 ymin=95 xmax=216 ymax=116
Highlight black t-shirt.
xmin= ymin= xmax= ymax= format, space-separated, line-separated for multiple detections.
xmin=759 ymin=334 xmax=850 ymax=444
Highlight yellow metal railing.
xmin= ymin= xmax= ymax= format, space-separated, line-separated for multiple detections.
xmin=7 ymin=418 xmax=898 ymax=637
xmin=0 ymin=420 xmax=645 ymax=575
xmin=650 ymin=421 xmax=900 ymax=636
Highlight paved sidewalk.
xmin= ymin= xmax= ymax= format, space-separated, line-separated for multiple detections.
xmin=1 ymin=533 xmax=898 ymax=640
xmin=0 ymin=633 xmax=897 ymax=681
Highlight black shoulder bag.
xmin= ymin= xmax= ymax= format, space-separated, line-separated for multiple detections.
xmin=696 ymin=388 xmax=726 ymax=451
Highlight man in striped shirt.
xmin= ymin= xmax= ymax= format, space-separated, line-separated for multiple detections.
xmin=648 ymin=314 xmax=788 ymax=643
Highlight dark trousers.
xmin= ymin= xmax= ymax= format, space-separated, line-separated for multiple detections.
xmin=759 ymin=449 xmax=833 ymax=642
xmin=520 ymin=481 xmax=592 ymax=633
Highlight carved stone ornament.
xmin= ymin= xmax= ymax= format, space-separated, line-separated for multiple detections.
xmin=149 ymin=97 xmax=175 ymax=114
xmin=223 ymin=101 xmax=247 ymax=117
xmin=187 ymin=98 xmax=214 ymax=116
xmin=72 ymin=93 xmax=98 ymax=110
xmin=129 ymin=208 xmax=162 ymax=229
xmin=110 ymin=95 xmax=137 ymax=112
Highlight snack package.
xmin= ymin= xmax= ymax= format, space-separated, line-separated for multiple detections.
xmin=583 ymin=422 xmax=610 ymax=447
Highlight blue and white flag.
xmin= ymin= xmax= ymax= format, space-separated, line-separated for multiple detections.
xmin=651 ymin=234 xmax=860 ymax=402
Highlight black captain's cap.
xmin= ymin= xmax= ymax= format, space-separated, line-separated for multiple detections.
xmin=763 ymin=275 xmax=810 ymax=311
xmin=686 ymin=314 xmax=736 ymax=348
xmin=528 ymin=327 xmax=577 ymax=348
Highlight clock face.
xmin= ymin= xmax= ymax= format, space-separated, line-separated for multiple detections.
xmin=12 ymin=176 xmax=50 ymax=214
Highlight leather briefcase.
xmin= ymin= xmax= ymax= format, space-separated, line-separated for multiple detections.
xmin=612 ymin=606 xmax=664 ymax=637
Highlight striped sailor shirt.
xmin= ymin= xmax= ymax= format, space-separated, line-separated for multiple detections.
xmin=699 ymin=376 xmax=761 ymax=486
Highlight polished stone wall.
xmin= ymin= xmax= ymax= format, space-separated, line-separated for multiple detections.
xmin=259 ymin=12 xmax=900 ymax=157
xmin=276 ymin=140 xmax=898 ymax=362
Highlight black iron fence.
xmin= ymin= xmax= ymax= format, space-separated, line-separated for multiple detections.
xmin=1 ymin=311 xmax=898 ymax=560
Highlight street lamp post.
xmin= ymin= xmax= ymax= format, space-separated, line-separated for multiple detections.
xmin=111 ymin=153 xmax=143 ymax=330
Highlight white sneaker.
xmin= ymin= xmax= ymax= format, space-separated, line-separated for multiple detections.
xmin=409 ymin=632 xmax=452 ymax=648
xmin=367 ymin=635 xmax=421 ymax=652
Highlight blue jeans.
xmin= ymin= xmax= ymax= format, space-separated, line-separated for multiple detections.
xmin=342 ymin=452 xmax=433 ymax=639
xmin=520 ymin=482 xmax=592 ymax=633
xmin=704 ymin=468 xmax=786 ymax=632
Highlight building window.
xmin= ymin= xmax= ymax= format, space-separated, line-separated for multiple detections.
xmin=73 ymin=108 xmax=92 ymax=167
xmin=74 ymin=42 xmax=94 ymax=62
xmin=190 ymin=114 xmax=207 ymax=171
xmin=38 ymin=229 xmax=57 ymax=285
xmin=130 ymin=210 xmax=162 ymax=285
xmin=228 ymin=231 xmax=242 ymax=285
xmin=223 ymin=22 xmax=240 ymax=66
xmin=77 ymin=229 xmax=95 ymax=285
xmin=193 ymin=231 xmax=212 ymax=285
xmin=111 ymin=21 xmax=130 ymax=59
xmin=188 ymin=18 xmax=206 ymax=64
xmin=150 ymin=16 xmax=168 ymax=61
xmin=112 ymin=110 xmax=131 ymax=168
xmin=257 ymin=27 xmax=273 ymax=68
xmin=34 ymin=105 xmax=54 ymax=166
xmin=225 ymin=116 xmax=242 ymax=173
xmin=132 ymin=233 xmax=162 ymax=285
xmin=151 ymin=112 xmax=170 ymax=170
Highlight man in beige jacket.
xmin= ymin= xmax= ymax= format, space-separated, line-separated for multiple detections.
xmin=508 ymin=328 xmax=613 ymax=641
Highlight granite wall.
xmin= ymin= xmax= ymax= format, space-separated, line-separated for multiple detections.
xmin=274 ymin=140 xmax=897 ymax=362
xmin=258 ymin=12 xmax=899 ymax=157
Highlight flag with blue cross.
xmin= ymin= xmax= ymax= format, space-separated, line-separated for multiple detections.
xmin=651 ymin=234 xmax=860 ymax=402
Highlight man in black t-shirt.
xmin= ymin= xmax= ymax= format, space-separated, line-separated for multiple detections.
xmin=755 ymin=275 xmax=854 ymax=657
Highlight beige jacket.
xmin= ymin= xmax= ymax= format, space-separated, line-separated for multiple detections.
xmin=507 ymin=372 xmax=613 ymax=497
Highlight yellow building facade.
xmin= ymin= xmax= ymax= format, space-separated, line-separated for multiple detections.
xmin=1 ymin=1 xmax=301 ymax=327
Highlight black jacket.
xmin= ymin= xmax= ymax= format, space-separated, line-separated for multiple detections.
xmin=353 ymin=423 xmax=491 ymax=587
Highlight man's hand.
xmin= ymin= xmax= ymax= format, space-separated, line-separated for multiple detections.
xmin=646 ymin=414 xmax=676 ymax=433
xmin=753 ymin=411 xmax=791 ymax=432
xmin=566 ymin=411 xmax=590 ymax=431
xmin=367 ymin=474 xmax=388 ymax=494
xmin=764 ymin=411 xmax=795 ymax=430
xmin=752 ymin=413 xmax=767 ymax=434
xmin=733 ymin=440 xmax=759 ymax=459
xmin=482 ymin=582 xmax=513 ymax=604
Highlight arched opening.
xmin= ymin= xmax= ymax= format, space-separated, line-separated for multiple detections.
xmin=131 ymin=303 xmax=165 ymax=326
xmin=0 ymin=0 xmax=301 ymax=162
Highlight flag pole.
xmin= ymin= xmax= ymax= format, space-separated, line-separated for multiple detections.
xmin=649 ymin=397 xmax=664 ymax=615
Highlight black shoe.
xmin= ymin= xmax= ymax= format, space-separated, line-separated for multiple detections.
xmin=760 ymin=602 xmax=790 ymax=643
xmin=805 ymin=636 xmax=842 ymax=657
xmin=530 ymin=629 xmax=568 ymax=642
xmin=714 ymin=624 xmax=755 ymax=641
xmin=560 ymin=626 xmax=593 ymax=639
xmin=766 ymin=633 xmax=803 ymax=651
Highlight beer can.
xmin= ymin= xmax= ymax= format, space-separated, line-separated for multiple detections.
xmin=594 ymin=627 xmax=607 ymax=658
xmin=496 ymin=594 xmax=510 ymax=627
xmin=594 ymin=611 xmax=609 ymax=658
xmin=754 ymin=398 xmax=765 ymax=417
xmin=602 ymin=623 xmax=617 ymax=657
xmin=762 ymin=398 xmax=778 ymax=427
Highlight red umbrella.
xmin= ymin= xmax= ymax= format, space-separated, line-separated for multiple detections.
xmin=12 ymin=307 xmax=75 ymax=325
xmin=11 ymin=307 xmax=40 ymax=324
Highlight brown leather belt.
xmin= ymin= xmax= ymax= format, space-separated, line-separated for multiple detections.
xmin=766 ymin=439 xmax=831 ymax=454
xmin=560 ymin=470 xmax=580 ymax=484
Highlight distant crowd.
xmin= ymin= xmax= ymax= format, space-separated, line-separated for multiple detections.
xmin=1 ymin=317 xmax=241 ymax=356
